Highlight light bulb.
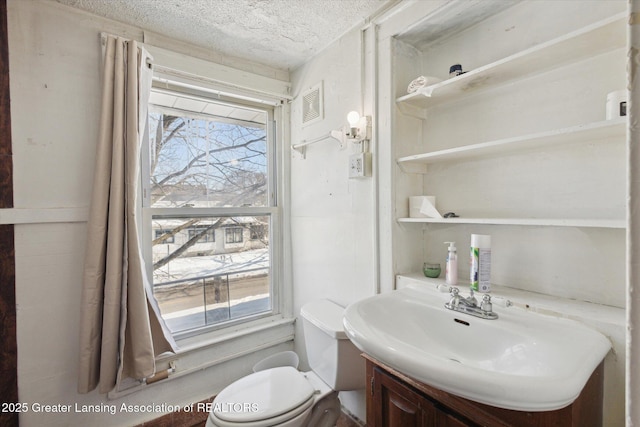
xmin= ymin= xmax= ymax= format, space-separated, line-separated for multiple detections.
xmin=347 ymin=111 xmax=360 ymax=127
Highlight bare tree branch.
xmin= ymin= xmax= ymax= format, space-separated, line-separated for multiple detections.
xmin=152 ymin=135 xmax=266 ymax=190
xmin=152 ymin=218 xmax=200 ymax=245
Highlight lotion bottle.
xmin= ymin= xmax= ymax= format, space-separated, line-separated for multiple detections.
xmin=444 ymin=242 xmax=458 ymax=286
xmin=470 ymin=234 xmax=491 ymax=292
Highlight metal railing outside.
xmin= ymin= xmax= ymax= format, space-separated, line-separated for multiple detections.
xmin=153 ymin=266 xmax=270 ymax=333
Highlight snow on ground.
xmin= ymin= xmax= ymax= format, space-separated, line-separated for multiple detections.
xmin=153 ymin=247 xmax=269 ymax=284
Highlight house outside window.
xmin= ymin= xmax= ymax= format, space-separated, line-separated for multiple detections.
xmin=142 ymin=83 xmax=280 ymax=339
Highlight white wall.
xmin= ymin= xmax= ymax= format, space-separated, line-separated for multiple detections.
xmin=8 ymin=1 xmax=292 ymax=426
xmin=289 ymin=26 xmax=377 ymax=420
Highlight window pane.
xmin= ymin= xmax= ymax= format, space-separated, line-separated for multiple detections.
xmin=148 ymin=103 xmax=268 ymax=209
xmin=151 ymin=215 xmax=271 ymax=334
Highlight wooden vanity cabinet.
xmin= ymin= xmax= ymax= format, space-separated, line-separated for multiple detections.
xmin=370 ymin=363 xmax=474 ymax=427
xmin=364 ymin=355 xmax=604 ymax=427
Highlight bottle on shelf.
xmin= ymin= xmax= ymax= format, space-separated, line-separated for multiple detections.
xmin=444 ymin=241 xmax=458 ymax=286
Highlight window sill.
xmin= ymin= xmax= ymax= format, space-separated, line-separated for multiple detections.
xmin=108 ymin=315 xmax=295 ymax=399
xmin=169 ymin=315 xmax=295 ymax=354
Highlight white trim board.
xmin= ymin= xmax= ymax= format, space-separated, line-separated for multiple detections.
xmin=0 ymin=208 xmax=89 ymax=225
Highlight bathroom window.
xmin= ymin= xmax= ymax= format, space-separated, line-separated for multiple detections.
xmin=142 ymin=84 xmax=281 ymax=339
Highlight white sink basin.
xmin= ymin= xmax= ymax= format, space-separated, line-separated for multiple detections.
xmin=343 ymin=284 xmax=611 ymax=411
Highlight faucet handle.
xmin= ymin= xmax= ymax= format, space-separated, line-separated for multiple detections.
xmin=480 ymin=294 xmax=493 ymax=313
xmin=448 ymin=287 xmax=461 ymax=308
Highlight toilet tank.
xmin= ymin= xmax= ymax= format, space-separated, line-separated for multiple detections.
xmin=300 ymin=300 xmax=365 ymax=391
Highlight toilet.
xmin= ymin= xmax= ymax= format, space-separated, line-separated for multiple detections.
xmin=205 ymin=300 xmax=365 ymax=427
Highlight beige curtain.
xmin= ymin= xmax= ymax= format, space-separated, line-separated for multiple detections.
xmin=78 ymin=36 xmax=176 ymax=394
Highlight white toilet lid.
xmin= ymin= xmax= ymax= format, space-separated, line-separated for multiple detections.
xmin=214 ymin=366 xmax=315 ymax=423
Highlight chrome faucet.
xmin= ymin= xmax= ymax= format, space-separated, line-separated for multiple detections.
xmin=445 ymin=287 xmax=498 ymax=320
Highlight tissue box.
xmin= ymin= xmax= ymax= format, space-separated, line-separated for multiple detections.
xmin=409 ymin=196 xmax=438 ymax=218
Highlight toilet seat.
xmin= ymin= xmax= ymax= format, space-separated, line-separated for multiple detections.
xmin=208 ymin=397 xmax=314 ymax=427
xmin=211 ymin=366 xmax=316 ymax=425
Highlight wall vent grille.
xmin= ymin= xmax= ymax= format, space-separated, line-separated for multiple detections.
xmin=302 ymin=81 xmax=323 ymax=126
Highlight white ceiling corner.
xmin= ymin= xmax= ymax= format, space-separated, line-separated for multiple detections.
xmin=51 ymin=0 xmax=393 ymax=71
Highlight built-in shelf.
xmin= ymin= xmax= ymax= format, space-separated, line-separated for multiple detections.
xmin=397 ymin=119 xmax=626 ymax=171
xmin=397 ymin=217 xmax=625 ymax=229
xmin=395 ymin=13 xmax=626 ymax=110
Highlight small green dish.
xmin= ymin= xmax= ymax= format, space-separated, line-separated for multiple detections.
xmin=423 ymin=262 xmax=441 ymax=278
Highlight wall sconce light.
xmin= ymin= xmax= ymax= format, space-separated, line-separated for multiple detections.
xmin=335 ymin=111 xmax=371 ymax=144
xmin=324 ymin=111 xmax=371 ymax=148
xmin=347 ymin=111 xmax=361 ymax=138
xmin=292 ymin=110 xmax=371 ymax=159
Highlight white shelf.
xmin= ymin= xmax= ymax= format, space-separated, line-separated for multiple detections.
xmin=396 ymin=13 xmax=626 ymax=109
xmin=397 ymin=217 xmax=625 ymax=229
xmin=397 ymin=119 xmax=626 ymax=169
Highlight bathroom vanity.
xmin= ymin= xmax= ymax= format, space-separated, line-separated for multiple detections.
xmin=364 ymin=355 xmax=604 ymax=427
xmin=343 ymin=281 xmax=612 ymax=427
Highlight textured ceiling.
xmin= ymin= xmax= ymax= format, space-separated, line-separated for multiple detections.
xmin=52 ymin=0 xmax=392 ymax=71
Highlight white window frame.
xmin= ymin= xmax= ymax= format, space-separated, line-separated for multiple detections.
xmin=142 ymin=82 xmax=286 ymax=341
xmin=140 ymin=46 xmax=294 ymax=349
